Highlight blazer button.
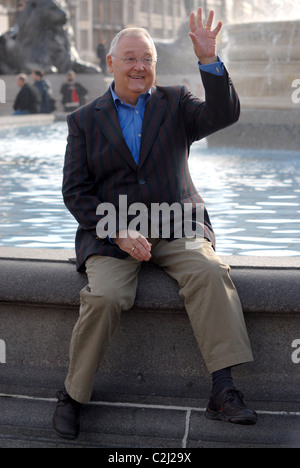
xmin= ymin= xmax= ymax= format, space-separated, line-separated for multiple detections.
xmin=139 ymin=179 xmax=146 ymax=185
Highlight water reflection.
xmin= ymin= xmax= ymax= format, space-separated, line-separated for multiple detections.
xmin=0 ymin=123 xmax=299 ymax=256
xmin=188 ymin=143 xmax=300 ymax=256
xmin=0 ymin=123 xmax=73 ymax=248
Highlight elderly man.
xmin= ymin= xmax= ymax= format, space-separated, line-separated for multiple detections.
xmin=53 ymin=8 xmax=257 ymax=440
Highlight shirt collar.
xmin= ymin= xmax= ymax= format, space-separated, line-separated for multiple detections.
xmin=110 ymin=81 xmax=151 ymax=108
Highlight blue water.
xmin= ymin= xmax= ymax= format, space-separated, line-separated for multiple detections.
xmin=0 ymin=122 xmax=300 ymax=256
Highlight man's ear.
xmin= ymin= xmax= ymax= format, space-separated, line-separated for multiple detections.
xmin=106 ymin=55 xmax=113 ymax=74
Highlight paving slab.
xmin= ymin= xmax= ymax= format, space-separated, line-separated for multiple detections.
xmin=0 ymin=393 xmax=299 ymax=448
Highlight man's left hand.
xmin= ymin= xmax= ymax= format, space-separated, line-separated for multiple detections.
xmin=189 ymin=8 xmax=222 ymax=65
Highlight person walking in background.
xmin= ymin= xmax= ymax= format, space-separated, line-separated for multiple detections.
xmin=60 ymin=71 xmax=88 ymax=112
xmin=13 ymin=73 xmax=41 ymax=114
xmin=31 ymin=69 xmax=56 ymax=114
xmin=11 ymin=0 xmax=26 ymax=39
xmin=96 ymin=40 xmax=107 ymax=75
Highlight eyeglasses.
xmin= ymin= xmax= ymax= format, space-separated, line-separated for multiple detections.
xmin=114 ymin=56 xmax=157 ymax=66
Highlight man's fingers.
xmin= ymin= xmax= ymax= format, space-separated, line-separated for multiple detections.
xmin=212 ymin=21 xmax=223 ymax=35
xmin=189 ymin=11 xmax=197 ymax=33
xmin=113 ymin=230 xmax=152 ymax=261
xmin=136 ymin=235 xmax=152 ymax=251
xmin=190 ymin=8 xmax=221 ymax=38
xmin=132 ymin=237 xmax=152 ymax=261
xmin=205 ymin=10 xmax=215 ymax=30
xmin=196 ymin=7 xmax=203 ymax=29
xmin=189 ymin=32 xmax=197 ymax=45
xmin=130 ymin=244 xmax=151 ymax=262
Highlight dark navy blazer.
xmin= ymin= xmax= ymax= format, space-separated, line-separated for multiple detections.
xmin=62 ymin=68 xmax=240 ymax=271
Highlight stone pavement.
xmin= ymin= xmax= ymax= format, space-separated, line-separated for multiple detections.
xmin=0 ymin=392 xmax=300 ymax=448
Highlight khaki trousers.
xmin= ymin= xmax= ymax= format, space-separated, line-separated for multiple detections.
xmin=65 ymin=237 xmax=253 ymax=403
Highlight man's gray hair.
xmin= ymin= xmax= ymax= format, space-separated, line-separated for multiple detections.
xmin=108 ymin=28 xmax=157 ymax=61
xmin=16 ymin=73 xmax=27 ymax=83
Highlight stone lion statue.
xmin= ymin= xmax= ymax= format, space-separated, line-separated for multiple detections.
xmin=0 ymin=0 xmax=100 ymax=74
xmin=155 ymin=21 xmax=197 ymax=75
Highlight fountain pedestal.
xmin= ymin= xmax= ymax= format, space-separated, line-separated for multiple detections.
xmin=207 ymin=20 xmax=300 ymax=149
xmin=221 ymin=20 xmax=300 ymax=110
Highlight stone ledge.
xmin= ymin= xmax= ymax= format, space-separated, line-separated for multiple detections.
xmin=207 ymin=107 xmax=300 ymax=150
xmin=2 ymin=246 xmax=300 ymax=267
xmin=0 ymin=247 xmax=299 ymax=314
xmin=0 ymin=114 xmax=55 ymax=127
xmin=0 ymin=248 xmax=299 ymax=402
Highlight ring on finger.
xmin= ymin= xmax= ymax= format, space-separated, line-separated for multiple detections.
xmin=205 ymin=25 xmax=211 ymax=29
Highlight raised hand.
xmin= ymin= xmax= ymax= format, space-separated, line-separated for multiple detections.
xmin=189 ymin=8 xmax=222 ymax=64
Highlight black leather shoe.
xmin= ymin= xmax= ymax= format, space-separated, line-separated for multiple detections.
xmin=205 ymin=387 xmax=257 ymax=425
xmin=52 ymin=388 xmax=82 ymax=439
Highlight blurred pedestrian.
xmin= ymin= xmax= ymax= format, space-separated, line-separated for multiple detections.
xmin=31 ymin=69 xmax=56 ymax=113
xmin=60 ymin=71 xmax=87 ymax=112
xmin=13 ymin=73 xmax=41 ymax=114
xmin=11 ymin=0 xmax=26 ymax=38
xmin=96 ymin=40 xmax=107 ymax=75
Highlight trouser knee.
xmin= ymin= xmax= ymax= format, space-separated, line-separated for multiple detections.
xmin=82 ymin=284 xmax=136 ymax=314
xmin=182 ymin=259 xmax=232 ymax=295
xmin=205 ymin=260 xmax=231 ymax=284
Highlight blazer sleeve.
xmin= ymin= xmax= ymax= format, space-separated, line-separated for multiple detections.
xmin=180 ymin=67 xmax=240 ymax=144
xmin=62 ymin=112 xmax=101 ymax=233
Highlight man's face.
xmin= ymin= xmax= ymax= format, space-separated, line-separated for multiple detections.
xmin=17 ymin=78 xmax=24 ymax=88
xmin=107 ymin=34 xmax=156 ymax=106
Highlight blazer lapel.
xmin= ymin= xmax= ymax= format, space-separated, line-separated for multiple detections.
xmin=138 ymin=87 xmax=167 ymax=170
xmin=93 ymin=87 xmax=167 ymax=171
xmin=93 ymin=90 xmax=137 ymax=171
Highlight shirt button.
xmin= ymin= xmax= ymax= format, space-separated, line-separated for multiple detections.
xmin=139 ymin=179 xmax=146 ymax=185
xmin=136 ymin=110 xmax=139 ymax=114
xmin=138 ymin=133 xmax=142 ymax=138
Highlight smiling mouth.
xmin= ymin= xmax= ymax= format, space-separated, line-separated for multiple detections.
xmin=130 ymin=75 xmax=144 ymax=80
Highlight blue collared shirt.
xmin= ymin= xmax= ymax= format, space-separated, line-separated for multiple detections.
xmin=110 ymin=85 xmax=151 ymax=165
xmin=110 ymin=57 xmax=224 ymax=165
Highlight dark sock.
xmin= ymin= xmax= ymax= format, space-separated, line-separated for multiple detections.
xmin=211 ymin=367 xmax=235 ymax=395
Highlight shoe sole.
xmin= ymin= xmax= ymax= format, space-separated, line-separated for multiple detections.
xmin=205 ymin=410 xmax=257 ymax=425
